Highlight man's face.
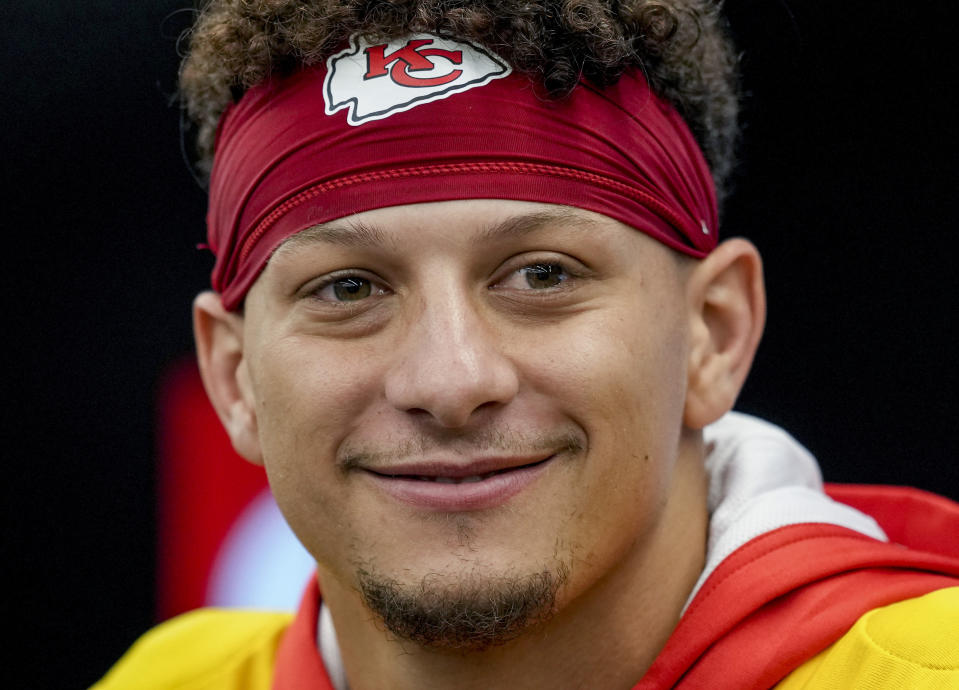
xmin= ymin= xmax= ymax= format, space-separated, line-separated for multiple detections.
xmin=239 ymin=199 xmax=698 ymax=644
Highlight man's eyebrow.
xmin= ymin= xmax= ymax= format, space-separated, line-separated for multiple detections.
xmin=472 ymin=209 xmax=601 ymax=245
xmin=277 ymin=220 xmax=393 ymax=251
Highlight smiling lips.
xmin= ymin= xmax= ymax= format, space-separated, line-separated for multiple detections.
xmin=362 ymin=455 xmax=556 ymax=511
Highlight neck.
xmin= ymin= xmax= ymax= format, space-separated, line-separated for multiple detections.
xmin=320 ymin=435 xmax=708 ymax=690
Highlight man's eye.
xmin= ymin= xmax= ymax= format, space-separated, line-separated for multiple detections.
xmin=314 ymin=276 xmax=378 ymax=302
xmin=517 ymin=263 xmax=568 ymax=289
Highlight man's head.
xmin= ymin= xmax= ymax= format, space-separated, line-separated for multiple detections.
xmin=186 ymin=0 xmax=765 ymax=656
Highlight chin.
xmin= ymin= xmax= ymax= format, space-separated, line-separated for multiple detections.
xmin=352 ymin=555 xmax=571 ymax=650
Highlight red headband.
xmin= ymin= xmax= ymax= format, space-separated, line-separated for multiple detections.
xmin=208 ymin=34 xmax=718 ymax=310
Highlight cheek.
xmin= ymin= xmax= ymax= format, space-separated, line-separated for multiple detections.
xmin=246 ymin=337 xmax=384 ymax=525
xmin=528 ymin=306 xmax=689 ymax=534
xmin=253 ymin=336 xmax=381 ymax=445
xmin=249 ymin=345 xmax=407 ymax=574
xmin=523 ymin=304 xmax=688 ymax=440
xmin=599 ymin=310 xmax=688 ymax=480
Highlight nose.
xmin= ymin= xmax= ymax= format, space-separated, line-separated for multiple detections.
xmin=383 ymin=291 xmax=520 ymax=428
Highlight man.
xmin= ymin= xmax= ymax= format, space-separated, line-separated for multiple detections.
xmin=98 ymin=1 xmax=959 ymax=687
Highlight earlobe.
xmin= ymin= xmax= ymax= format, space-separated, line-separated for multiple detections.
xmin=684 ymin=239 xmax=766 ymax=429
xmin=193 ymin=291 xmax=264 ymax=465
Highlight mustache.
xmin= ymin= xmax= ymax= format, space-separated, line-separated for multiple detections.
xmin=338 ymin=426 xmax=585 ymax=471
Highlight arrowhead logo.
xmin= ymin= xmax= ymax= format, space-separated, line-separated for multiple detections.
xmin=324 ymin=34 xmax=512 ymax=125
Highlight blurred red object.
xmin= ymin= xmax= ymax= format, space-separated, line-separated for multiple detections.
xmin=155 ymin=357 xmax=269 ymax=620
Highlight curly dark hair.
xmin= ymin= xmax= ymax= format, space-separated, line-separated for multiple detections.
xmin=180 ymin=0 xmax=739 ymax=205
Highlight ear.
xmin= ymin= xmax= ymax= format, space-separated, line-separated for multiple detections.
xmin=684 ymin=239 xmax=766 ymax=429
xmin=193 ymin=291 xmax=263 ymax=465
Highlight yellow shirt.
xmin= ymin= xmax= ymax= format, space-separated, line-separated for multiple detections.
xmin=777 ymin=587 xmax=959 ymax=689
xmin=93 ymin=609 xmax=292 ymax=690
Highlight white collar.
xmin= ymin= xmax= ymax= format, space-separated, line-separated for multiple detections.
xmin=686 ymin=412 xmax=886 ymax=607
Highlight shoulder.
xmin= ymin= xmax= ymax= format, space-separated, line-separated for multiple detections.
xmin=93 ymin=608 xmax=294 ymax=690
xmin=777 ymin=586 xmax=959 ymax=688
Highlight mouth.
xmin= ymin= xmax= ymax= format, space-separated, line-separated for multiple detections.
xmin=368 ymin=456 xmax=552 ymax=483
xmin=361 ymin=454 xmax=558 ymax=511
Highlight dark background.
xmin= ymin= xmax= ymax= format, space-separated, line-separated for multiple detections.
xmin=4 ymin=1 xmax=956 ymax=687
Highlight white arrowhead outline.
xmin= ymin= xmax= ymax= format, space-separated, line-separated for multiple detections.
xmin=324 ymin=34 xmax=513 ymax=126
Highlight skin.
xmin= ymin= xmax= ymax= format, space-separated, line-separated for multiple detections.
xmin=195 ymin=199 xmax=766 ymax=689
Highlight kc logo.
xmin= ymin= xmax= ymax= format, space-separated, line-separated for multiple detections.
xmin=325 ymin=34 xmax=512 ymax=125
xmin=363 ymin=38 xmax=463 ymax=87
